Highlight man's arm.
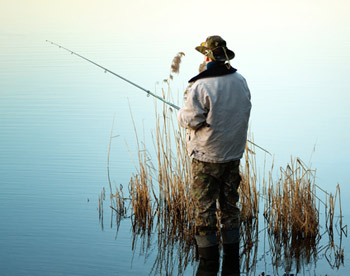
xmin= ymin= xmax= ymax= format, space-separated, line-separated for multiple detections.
xmin=177 ymin=84 xmax=209 ymax=130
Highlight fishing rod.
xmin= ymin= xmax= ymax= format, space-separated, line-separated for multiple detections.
xmin=46 ymin=40 xmax=271 ymax=155
xmin=46 ymin=40 xmax=179 ymax=110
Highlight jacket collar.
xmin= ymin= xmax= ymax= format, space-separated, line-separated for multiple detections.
xmin=188 ymin=62 xmax=237 ymax=83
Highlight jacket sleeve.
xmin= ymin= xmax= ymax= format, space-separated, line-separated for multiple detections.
xmin=177 ymin=83 xmax=209 ymax=130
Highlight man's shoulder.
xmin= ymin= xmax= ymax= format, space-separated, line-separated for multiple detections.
xmin=233 ymin=71 xmax=247 ymax=79
xmin=189 ymin=78 xmax=213 ymax=94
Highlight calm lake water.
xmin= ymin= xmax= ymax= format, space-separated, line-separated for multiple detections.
xmin=1 ymin=33 xmax=349 ymax=275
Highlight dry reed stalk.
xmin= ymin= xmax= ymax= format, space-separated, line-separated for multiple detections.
xmin=239 ymin=141 xmax=260 ymax=273
xmin=109 ymin=184 xmax=128 ymax=232
xmin=98 ymin=187 xmax=105 ymax=230
xmin=107 ymin=116 xmax=116 ymax=195
xmin=324 ymin=184 xmax=345 ymax=269
xmin=126 ymin=104 xmax=155 ymax=237
xmin=129 ymin=161 xmax=154 ymax=235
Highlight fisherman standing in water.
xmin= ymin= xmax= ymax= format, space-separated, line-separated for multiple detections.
xmin=177 ymin=36 xmax=252 ymax=276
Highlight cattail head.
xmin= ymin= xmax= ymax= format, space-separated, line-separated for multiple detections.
xmin=170 ymin=52 xmax=185 ymax=74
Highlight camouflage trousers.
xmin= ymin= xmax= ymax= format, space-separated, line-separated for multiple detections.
xmin=191 ymin=158 xmax=241 ymax=236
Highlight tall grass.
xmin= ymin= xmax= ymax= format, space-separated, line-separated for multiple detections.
xmin=239 ymin=142 xmax=260 ymax=273
xmin=265 ymin=158 xmax=319 ymax=237
xmin=264 ymin=158 xmax=320 ymax=273
xmin=131 ymin=91 xmax=195 ymax=274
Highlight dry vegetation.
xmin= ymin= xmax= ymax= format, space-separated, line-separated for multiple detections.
xmin=98 ymin=53 xmax=346 ymax=275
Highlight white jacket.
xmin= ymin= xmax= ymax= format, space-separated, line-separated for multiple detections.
xmin=177 ymin=71 xmax=251 ymax=163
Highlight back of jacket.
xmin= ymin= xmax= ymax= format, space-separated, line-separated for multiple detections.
xmin=177 ymin=71 xmax=252 ymax=163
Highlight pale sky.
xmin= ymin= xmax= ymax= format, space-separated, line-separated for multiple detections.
xmin=2 ymin=0 xmax=349 ymax=78
xmin=1 ymin=0 xmax=349 ymax=40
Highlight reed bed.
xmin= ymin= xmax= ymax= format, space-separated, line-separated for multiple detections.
xmin=264 ymin=158 xmax=320 ymax=273
xmin=265 ymin=158 xmax=319 ymax=237
xmin=101 ymin=53 xmax=346 ymax=275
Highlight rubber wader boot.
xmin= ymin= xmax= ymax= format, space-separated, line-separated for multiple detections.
xmin=221 ymin=243 xmax=240 ymax=276
xmin=221 ymin=229 xmax=240 ymax=276
xmin=195 ymin=234 xmax=219 ymax=276
xmin=196 ymin=245 xmax=220 ymax=276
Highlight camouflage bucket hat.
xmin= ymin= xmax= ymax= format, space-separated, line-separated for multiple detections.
xmin=195 ymin=35 xmax=235 ymax=62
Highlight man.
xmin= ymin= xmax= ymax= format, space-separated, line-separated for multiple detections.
xmin=177 ymin=36 xmax=252 ymax=276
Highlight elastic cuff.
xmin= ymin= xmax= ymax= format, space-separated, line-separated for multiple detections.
xmin=221 ymin=228 xmax=239 ymax=244
xmin=195 ymin=233 xmax=218 ymax=248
